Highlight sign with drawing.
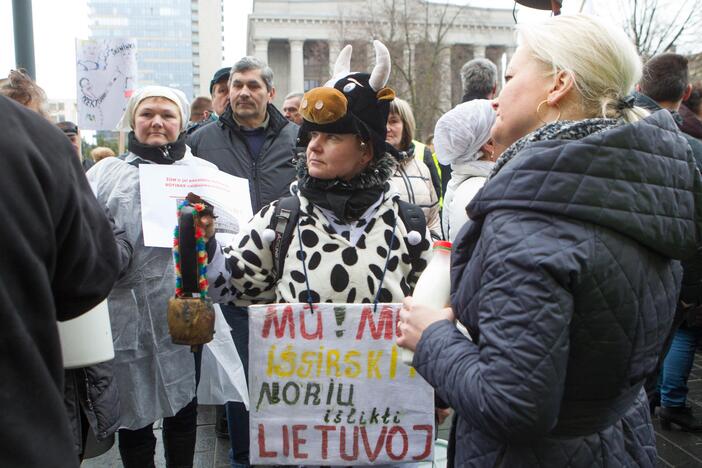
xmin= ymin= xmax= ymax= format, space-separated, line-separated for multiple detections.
xmin=248 ymin=303 xmax=435 ymax=465
xmin=76 ymin=38 xmax=137 ymax=130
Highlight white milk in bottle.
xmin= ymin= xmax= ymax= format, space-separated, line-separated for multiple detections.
xmin=402 ymin=240 xmax=452 ymax=364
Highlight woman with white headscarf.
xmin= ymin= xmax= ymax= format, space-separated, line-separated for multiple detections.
xmin=434 ymin=99 xmax=496 ymax=241
xmin=87 ymin=86 xmax=216 ymax=468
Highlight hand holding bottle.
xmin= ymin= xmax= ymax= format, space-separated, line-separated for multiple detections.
xmin=397 ymin=296 xmax=455 ymax=352
xmin=397 ymin=241 xmax=453 ymax=361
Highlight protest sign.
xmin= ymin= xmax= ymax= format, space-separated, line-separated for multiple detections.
xmin=249 ymin=303 xmax=435 ymax=466
xmin=139 ymin=165 xmax=252 ymax=248
xmin=76 ymin=38 xmax=137 ymax=130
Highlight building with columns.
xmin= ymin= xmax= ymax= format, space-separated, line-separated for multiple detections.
xmin=248 ymin=0 xmax=517 ymax=109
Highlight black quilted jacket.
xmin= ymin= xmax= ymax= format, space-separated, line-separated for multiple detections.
xmin=413 ymin=111 xmax=702 ymax=467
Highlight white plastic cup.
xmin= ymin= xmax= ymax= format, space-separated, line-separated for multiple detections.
xmin=57 ymin=300 xmax=115 ymax=369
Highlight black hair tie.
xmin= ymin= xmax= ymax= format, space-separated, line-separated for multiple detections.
xmin=616 ymin=95 xmax=636 ymax=110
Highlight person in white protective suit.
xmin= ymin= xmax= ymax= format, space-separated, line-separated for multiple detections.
xmin=433 ymin=99 xmax=497 ymax=242
xmin=87 ymin=85 xmax=217 ymax=468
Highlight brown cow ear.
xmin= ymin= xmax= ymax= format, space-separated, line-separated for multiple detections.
xmin=300 ymin=88 xmax=348 ymax=124
xmin=376 ymin=87 xmax=396 ymax=101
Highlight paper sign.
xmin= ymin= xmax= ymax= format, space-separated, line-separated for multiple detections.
xmin=249 ymin=303 xmax=435 ymax=465
xmin=138 ymin=165 xmax=252 ymax=248
xmin=76 ymin=38 xmax=137 ymax=130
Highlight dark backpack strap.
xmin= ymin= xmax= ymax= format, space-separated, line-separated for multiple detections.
xmin=269 ymin=196 xmax=301 ymax=280
xmin=397 ymin=199 xmax=426 ymax=238
xmin=397 ymin=199 xmax=428 ymax=279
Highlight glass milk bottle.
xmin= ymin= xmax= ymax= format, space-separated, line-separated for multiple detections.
xmin=402 ymin=240 xmax=452 ymax=365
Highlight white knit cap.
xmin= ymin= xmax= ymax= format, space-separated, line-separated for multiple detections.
xmin=433 ymin=99 xmax=496 ymax=166
xmin=116 ymin=85 xmax=190 ymax=131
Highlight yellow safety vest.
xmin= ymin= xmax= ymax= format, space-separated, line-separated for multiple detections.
xmin=412 ymin=140 xmax=444 ymax=206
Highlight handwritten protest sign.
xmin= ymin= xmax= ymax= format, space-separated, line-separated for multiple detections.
xmin=76 ymin=38 xmax=137 ymax=130
xmin=249 ymin=303 xmax=435 ymax=465
xmin=139 ymin=165 xmax=252 ymax=248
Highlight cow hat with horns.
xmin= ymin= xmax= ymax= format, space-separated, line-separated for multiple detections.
xmin=298 ymin=40 xmax=397 ymax=158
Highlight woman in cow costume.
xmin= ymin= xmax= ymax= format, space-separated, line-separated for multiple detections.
xmin=200 ymin=41 xmax=431 ymax=334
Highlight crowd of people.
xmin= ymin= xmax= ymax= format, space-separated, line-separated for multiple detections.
xmin=3 ymin=11 xmax=702 ymax=468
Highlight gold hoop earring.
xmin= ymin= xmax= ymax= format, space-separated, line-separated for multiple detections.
xmin=536 ymin=100 xmax=561 ymax=125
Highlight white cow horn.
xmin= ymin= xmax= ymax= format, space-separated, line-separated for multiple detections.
xmin=368 ymin=40 xmax=391 ymax=91
xmin=333 ymin=45 xmax=353 ymax=79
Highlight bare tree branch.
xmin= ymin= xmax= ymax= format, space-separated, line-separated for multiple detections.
xmin=621 ymin=0 xmax=702 ymax=58
xmin=338 ymin=0 xmax=473 ymax=139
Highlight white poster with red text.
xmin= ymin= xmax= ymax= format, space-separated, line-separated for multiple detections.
xmin=249 ymin=303 xmax=435 ymax=466
xmin=138 ymin=164 xmax=252 ymax=248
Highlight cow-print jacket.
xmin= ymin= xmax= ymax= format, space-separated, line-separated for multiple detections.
xmin=207 ymin=189 xmax=432 ymax=305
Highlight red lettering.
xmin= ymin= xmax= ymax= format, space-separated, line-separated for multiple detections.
xmin=300 ymin=309 xmax=323 ymax=339
xmin=292 ymin=424 xmax=308 ymax=459
xmin=313 ymin=425 xmax=336 ymax=460
xmin=356 ymin=305 xmax=395 ymax=340
xmin=385 ymin=425 xmax=409 ymax=461
xmin=257 ymin=424 xmax=276 ymax=458
xmin=282 ymin=425 xmax=289 ymax=457
xmin=360 ymin=425 xmax=387 ymax=461
xmin=412 ymin=425 xmax=433 ymax=461
xmin=340 ymin=426 xmax=359 ymax=461
xmin=262 ymin=305 xmax=295 ymax=338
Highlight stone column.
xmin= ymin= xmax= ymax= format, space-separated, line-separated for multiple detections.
xmin=328 ymin=40 xmax=341 ymax=76
xmin=473 ymin=45 xmax=486 ymax=59
xmin=289 ymin=39 xmax=305 ymax=93
xmin=439 ymin=45 xmax=452 ymax=111
xmin=253 ymin=38 xmax=269 ymax=64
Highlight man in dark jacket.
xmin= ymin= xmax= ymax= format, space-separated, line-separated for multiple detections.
xmin=634 ymin=54 xmax=702 ymax=164
xmin=0 ymin=96 xmax=120 ymax=467
xmin=189 ymin=56 xmax=298 ymax=213
xmin=635 ymin=53 xmax=702 ymax=431
xmin=680 ymin=84 xmax=702 ymax=139
xmin=57 ymin=121 xmax=94 ymax=171
xmin=188 ymin=56 xmax=298 ymax=467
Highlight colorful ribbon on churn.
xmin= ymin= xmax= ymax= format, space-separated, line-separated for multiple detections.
xmin=173 ymin=200 xmax=208 ymax=299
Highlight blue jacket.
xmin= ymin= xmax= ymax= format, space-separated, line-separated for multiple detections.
xmin=413 ymin=111 xmax=702 ymax=467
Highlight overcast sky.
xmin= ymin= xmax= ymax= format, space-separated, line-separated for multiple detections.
xmin=0 ymin=0 xmax=689 ymax=100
